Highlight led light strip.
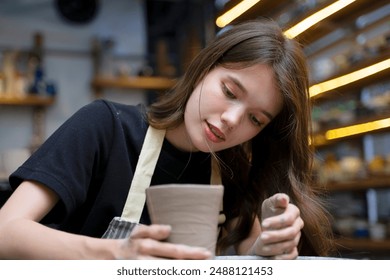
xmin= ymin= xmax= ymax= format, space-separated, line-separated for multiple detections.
xmin=216 ymin=0 xmax=261 ymax=28
xmin=216 ymin=0 xmax=355 ymax=36
xmin=325 ymin=118 xmax=390 ymax=140
xmin=309 ymin=58 xmax=390 ymax=98
xmin=284 ymin=0 xmax=356 ymax=38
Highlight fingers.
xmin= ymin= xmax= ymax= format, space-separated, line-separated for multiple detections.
xmin=270 ymin=232 xmax=301 ymax=260
xmin=133 ymin=239 xmax=212 ymax=260
xmin=262 ymin=203 xmax=301 ymax=231
xmin=256 ymin=230 xmax=301 ymax=259
xmin=256 ymin=195 xmax=304 ymax=260
xmin=272 ymin=247 xmax=299 ymax=260
xmin=261 ymin=225 xmax=302 ymax=247
xmin=130 ymin=224 xmax=171 ymax=241
xmin=121 ymin=224 xmax=212 ymax=260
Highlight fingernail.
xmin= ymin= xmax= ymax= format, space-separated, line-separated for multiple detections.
xmin=262 ymin=221 xmax=270 ymax=228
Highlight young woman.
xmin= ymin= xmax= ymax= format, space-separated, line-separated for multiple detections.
xmin=0 ymin=20 xmax=334 ymax=259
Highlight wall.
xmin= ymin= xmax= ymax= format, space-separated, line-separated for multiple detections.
xmin=0 ymin=0 xmax=148 ymax=178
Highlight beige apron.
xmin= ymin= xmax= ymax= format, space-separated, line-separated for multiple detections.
xmin=102 ymin=126 xmax=224 ymax=239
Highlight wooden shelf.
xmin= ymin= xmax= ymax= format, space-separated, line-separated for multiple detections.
xmin=326 ymin=176 xmax=390 ymax=192
xmin=336 ymin=237 xmax=390 ymax=252
xmin=0 ymin=95 xmax=55 ymax=106
xmin=91 ymin=76 xmax=176 ymax=91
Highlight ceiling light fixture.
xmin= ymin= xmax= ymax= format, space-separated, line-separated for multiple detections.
xmin=284 ymin=0 xmax=356 ymax=38
xmin=216 ymin=0 xmax=356 ymax=39
xmin=325 ymin=117 xmax=390 ymax=140
xmin=309 ymin=58 xmax=390 ymax=98
xmin=216 ymin=0 xmax=261 ymax=28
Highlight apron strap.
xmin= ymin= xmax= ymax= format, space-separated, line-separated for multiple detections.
xmin=121 ymin=126 xmax=166 ymax=222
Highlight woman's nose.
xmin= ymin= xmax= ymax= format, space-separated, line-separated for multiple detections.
xmin=221 ymin=105 xmax=245 ymax=129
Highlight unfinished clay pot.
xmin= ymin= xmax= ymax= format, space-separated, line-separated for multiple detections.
xmin=146 ymin=184 xmax=223 ymax=255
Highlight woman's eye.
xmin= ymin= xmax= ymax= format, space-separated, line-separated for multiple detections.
xmin=250 ymin=114 xmax=262 ymax=127
xmin=222 ymin=84 xmax=235 ymax=99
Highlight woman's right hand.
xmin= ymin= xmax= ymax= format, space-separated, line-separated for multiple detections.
xmin=117 ymin=224 xmax=212 ymax=260
xmin=0 ymin=181 xmax=211 ymax=260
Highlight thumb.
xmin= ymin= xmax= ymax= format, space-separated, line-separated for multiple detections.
xmin=261 ymin=193 xmax=290 ymax=221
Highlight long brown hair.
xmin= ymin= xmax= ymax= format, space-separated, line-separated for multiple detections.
xmin=148 ymin=20 xmax=335 ymax=256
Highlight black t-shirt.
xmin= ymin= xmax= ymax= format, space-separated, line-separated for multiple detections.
xmin=9 ymin=100 xmax=212 ymax=237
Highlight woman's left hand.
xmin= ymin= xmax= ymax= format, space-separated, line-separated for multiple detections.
xmin=252 ymin=193 xmax=304 ymax=259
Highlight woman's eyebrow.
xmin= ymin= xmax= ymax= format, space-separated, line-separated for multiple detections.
xmin=261 ymin=110 xmax=274 ymax=121
xmin=228 ymin=75 xmax=275 ymax=121
xmin=228 ymin=75 xmax=247 ymax=94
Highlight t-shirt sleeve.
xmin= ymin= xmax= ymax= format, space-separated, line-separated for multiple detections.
xmin=9 ymin=100 xmax=115 ymax=220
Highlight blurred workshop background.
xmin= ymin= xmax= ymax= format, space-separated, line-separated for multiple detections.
xmin=0 ymin=0 xmax=389 ymax=259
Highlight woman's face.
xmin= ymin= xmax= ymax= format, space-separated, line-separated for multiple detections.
xmin=170 ymin=64 xmax=283 ymax=153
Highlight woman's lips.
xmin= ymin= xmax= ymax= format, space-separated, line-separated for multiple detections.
xmin=205 ymin=122 xmax=225 ymax=143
